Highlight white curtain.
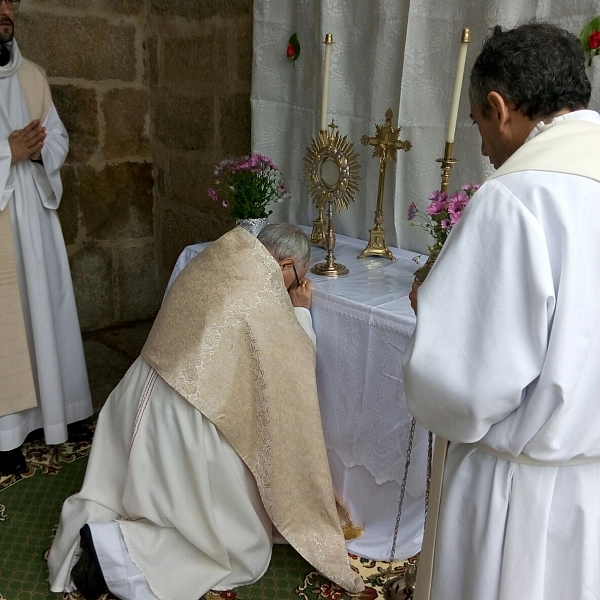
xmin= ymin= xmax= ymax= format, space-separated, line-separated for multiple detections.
xmin=251 ymin=0 xmax=600 ymax=253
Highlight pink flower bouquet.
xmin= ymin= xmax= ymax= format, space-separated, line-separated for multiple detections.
xmin=408 ymin=184 xmax=480 ymax=282
xmin=208 ymin=154 xmax=290 ymax=220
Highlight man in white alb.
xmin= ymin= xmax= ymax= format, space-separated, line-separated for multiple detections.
xmin=48 ymin=224 xmax=364 ymax=600
xmin=0 ymin=0 xmax=92 ymax=474
xmin=404 ymin=23 xmax=600 ymax=600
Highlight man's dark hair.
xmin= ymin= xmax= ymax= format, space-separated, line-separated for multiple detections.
xmin=470 ymin=23 xmax=591 ymax=120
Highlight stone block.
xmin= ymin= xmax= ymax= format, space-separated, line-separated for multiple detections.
xmin=102 ymin=88 xmax=150 ymax=159
xmin=29 ymin=0 xmax=89 ymax=8
xmin=104 ymin=0 xmax=146 ymax=15
xmin=144 ymin=35 xmax=159 ymax=87
xmin=219 ymin=94 xmax=251 ymax=156
xmin=153 ymin=91 xmax=214 ymax=150
xmin=162 ymin=34 xmax=229 ymax=93
xmin=160 ymin=208 xmax=232 ymax=275
xmin=235 ymin=19 xmax=253 ymax=86
xmin=117 ymin=243 xmax=159 ymax=322
xmin=78 ymin=162 xmax=154 ymax=240
xmin=17 ymin=14 xmax=137 ymax=81
xmin=51 ymin=85 xmax=99 ymax=164
xmin=167 ymin=156 xmax=219 ymax=211
xmin=69 ymin=243 xmax=115 ymax=332
xmin=149 ymin=0 xmax=252 ymax=19
xmin=57 ymin=165 xmax=79 ymax=245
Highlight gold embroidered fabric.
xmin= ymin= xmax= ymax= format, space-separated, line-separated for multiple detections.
xmin=142 ymin=227 xmax=364 ymax=594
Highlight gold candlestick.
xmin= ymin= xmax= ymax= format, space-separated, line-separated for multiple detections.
xmin=358 ymin=108 xmax=412 ymax=261
xmin=435 ymin=141 xmax=458 ymax=193
xmin=311 ymin=199 xmax=349 ymax=277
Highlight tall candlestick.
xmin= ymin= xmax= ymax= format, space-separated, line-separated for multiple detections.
xmin=446 ymin=28 xmax=470 ymax=144
xmin=320 ymin=33 xmax=334 ymax=132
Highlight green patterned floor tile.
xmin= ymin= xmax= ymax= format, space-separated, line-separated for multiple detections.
xmin=1 ymin=443 xmax=402 ymax=600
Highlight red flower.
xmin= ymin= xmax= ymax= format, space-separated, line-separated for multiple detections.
xmin=219 ymin=592 xmax=237 ymax=600
xmin=589 ymin=30 xmax=600 ymax=50
xmin=287 ymin=43 xmax=295 ymax=58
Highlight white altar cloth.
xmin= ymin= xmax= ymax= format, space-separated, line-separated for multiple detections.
xmin=165 ymin=230 xmax=429 ymax=561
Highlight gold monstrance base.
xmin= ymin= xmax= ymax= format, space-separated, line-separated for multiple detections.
xmin=311 ymin=202 xmax=349 ymax=277
xmin=311 ymin=261 xmax=349 ymax=277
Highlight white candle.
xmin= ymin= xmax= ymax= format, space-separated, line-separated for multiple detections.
xmin=446 ymin=29 xmax=470 ymax=144
xmin=320 ymin=33 xmax=334 ymax=132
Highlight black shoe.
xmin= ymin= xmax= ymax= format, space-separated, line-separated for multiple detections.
xmin=0 ymin=447 xmax=27 ymax=476
xmin=24 ymin=428 xmax=44 ymax=443
xmin=67 ymin=421 xmax=94 ymax=442
xmin=70 ymin=524 xmax=110 ymax=600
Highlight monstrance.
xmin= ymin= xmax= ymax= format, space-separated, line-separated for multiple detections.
xmin=358 ymin=108 xmax=412 ymax=261
xmin=304 ymin=120 xmax=361 ymax=276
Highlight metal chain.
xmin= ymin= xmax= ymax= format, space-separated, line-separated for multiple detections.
xmin=424 ymin=431 xmax=433 ymax=524
xmin=387 ymin=416 xmax=417 ymax=567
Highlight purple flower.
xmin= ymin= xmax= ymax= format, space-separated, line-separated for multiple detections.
xmin=441 ymin=218 xmax=451 ymax=229
xmin=407 ymin=202 xmax=418 ymax=220
xmin=461 ymin=183 xmax=481 ymax=196
xmin=428 ymin=190 xmax=447 ymax=203
xmin=448 ymin=191 xmax=469 ymax=209
xmin=222 ymin=200 xmax=229 ymax=208
xmin=427 ymin=193 xmax=448 ymax=216
xmin=207 ymin=188 xmax=218 ymax=202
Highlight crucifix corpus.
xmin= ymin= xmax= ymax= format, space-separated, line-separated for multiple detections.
xmin=358 ymin=108 xmax=412 ymax=261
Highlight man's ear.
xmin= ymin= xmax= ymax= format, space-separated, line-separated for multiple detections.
xmin=278 ymin=257 xmax=293 ymax=270
xmin=487 ymin=91 xmax=512 ymax=131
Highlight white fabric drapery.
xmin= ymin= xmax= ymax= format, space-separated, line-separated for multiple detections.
xmin=251 ymin=0 xmax=600 ymax=253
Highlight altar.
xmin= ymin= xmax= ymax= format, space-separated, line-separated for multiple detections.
xmin=166 ymin=229 xmax=429 ymax=561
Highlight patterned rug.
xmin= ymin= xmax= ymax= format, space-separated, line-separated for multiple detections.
xmin=0 ymin=423 xmax=416 ymax=600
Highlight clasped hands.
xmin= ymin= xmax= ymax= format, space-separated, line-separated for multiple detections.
xmin=289 ymin=277 xmax=313 ymax=310
xmin=9 ymin=119 xmax=46 ymax=164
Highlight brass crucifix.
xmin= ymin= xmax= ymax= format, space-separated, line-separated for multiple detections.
xmin=358 ymin=108 xmax=412 ymax=261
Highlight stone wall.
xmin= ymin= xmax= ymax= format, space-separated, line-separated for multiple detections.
xmin=147 ymin=0 xmax=253 ymax=285
xmin=16 ymin=0 xmax=253 ymax=331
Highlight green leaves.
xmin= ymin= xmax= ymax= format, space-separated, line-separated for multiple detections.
xmin=580 ymin=16 xmax=600 ymax=50
xmin=287 ymin=33 xmax=300 ymax=61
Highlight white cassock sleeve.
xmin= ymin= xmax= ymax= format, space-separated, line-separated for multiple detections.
xmin=403 ymin=180 xmax=555 ymax=443
xmin=31 ymin=103 xmax=68 ymax=210
xmin=293 ymin=306 xmax=316 ymax=347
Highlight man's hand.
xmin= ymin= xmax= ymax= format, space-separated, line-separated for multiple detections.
xmin=8 ymin=120 xmax=46 ymax=165
xmin=289 ymin=278 xmax=313 ymax=309
xmin=409 ymin=280 xmax=421 ymax=315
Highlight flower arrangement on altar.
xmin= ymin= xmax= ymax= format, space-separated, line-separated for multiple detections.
xmin=408 ymin=184 xmax=480 ymax=282
xmin=207 ymin=154 xmax=290 ymax=220
xmin=580 ymin=16 xmax=600 ymax=66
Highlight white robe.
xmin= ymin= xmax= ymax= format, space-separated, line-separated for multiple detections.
xmin=0 ymin=40 xmax=92 ymax=449
xmin=403 ymin=110 xmax=600 ymax=600
xmin=48 ymin=309 xmax=316 ymax=600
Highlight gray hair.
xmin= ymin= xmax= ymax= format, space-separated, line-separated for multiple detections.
xmin=257 ymin=223 xmax=311 ymax=267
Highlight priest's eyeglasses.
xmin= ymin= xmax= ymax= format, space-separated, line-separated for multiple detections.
xmin=0 ymin=0 xmax=20 ymax=8
xmin=292 ymin=265 xmax=301 ymax=288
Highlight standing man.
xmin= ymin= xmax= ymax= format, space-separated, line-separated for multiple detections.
xmin=404 ymin=23 xmax=600 ymax=600
xmin=0 ymin=0 xmax=92 ymax=474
